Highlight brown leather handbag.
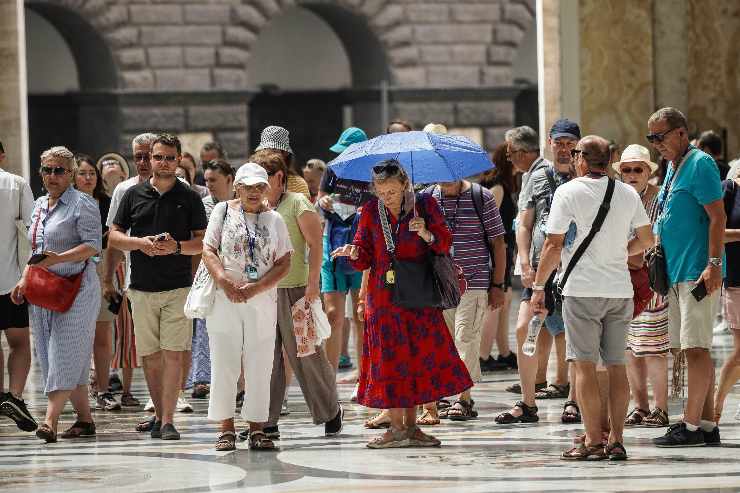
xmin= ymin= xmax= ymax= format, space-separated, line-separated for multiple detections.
xmin=24 ymin=265 xmax=84 ymax=313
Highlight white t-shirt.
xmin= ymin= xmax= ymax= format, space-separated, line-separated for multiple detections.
xmin=204 ymin=201 xmax=293 ymax=285
xmin=107 ymin=176 xmax=144 ymax=290
xmin=546 ymin=176 xmax=650 ymax=298
xmin=0 ymin=169 xmax=34 ymax=294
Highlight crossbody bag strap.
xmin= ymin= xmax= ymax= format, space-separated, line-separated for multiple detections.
xmin=378 ymin=199 xmax=396 ymax=255
xmin=557 ymin=178 xmax=615 ymax=292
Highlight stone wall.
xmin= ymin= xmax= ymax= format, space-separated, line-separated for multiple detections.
xmin=1 ymin=0 xmax=27 ymax=177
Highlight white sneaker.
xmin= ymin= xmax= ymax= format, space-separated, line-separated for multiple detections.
xmin=177 ymin=391 xmax=193 ymax=413
xmin=350 ymin=383 xmax=359 ymax=403
xmin=144 ymin=398 xmax=155 ymax=412
xmin=280 ymin=397 xmax=290 ymax=416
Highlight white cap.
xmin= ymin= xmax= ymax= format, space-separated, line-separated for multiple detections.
xmin=613 ymin=144 xmax=658 ymax=173
xmin=235 ymin=162 xmax=269 ymax=187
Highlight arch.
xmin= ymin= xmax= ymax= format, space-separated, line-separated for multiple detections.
xmin=25 ymin=1 xmax=119 ymax=90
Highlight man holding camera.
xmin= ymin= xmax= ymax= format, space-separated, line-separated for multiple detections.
xmin=109 ymin=134 xmax=207 ymax=440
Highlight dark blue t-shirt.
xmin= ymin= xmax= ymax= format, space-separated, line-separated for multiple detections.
xmin=724 ymin=180 xmax=740 ymax=287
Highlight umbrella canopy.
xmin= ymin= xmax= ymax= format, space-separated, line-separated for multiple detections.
xmin=327 ymin=131 xmax=493 ymax=184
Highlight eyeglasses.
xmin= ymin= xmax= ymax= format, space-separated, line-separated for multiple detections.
xmin=134 ymin=153 xmax=150 ymax=162
xmin=620 ymin=166 xmax=645 ymax=174
xmin=570 ymin=149 xmax=583 ymax=157
xmin=152 ymin=154 xmax=177 ymax=162
xmin=76 ymin=172 xmax=97 ymax=178
xmin=646 ymin=127 xmax=678 ymax=144
xmin=40 ymin=166 xmax=69 ymax=176
xmin=372 ymin=163 xmax=400 ymax=175
xmin=237 ymin=183 xmax=268 ymax=192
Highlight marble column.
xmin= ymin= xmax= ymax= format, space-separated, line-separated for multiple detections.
xmin=0 ymin=0 xmax=28 ymax=178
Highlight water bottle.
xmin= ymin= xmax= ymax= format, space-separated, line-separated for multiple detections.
xmin=522 ymin=315 xmax=544 ymax=356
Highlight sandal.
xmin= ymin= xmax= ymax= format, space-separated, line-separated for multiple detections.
xmin=642 ymin=407 xmax=669 ymax=428
xmin=561 ymin=444 xmax=607 ymax=461
xmin=624 ymin=407 xmax=649 ymax=426
xmin=248 ymin=430 xmax=277 ymax=451
xmin=364 ymin=411 xmax=391 ymax=429
xmin=495 ymin=401 xmax=539 ymax=424
xmin=35 ymin=423 xmax=57 ymax=443
xmin=445 ymin=399 xmax=478 ymax=421
xmin=191 ymin=384 xmax=210 ymax=399
xmin=60 ymin=421 xmax=96 ymax=439
xmin=605 ymin=441 xmax=628 ymax=461
xmin=215 ymin=431 xmax=236 ymax=451
xmin=573 ymin=431 xmax=609 ymax=446
xmin=505 ymin=381 xmax=547 ymax=394
xmin=437 ymin=399 xmax=452 ymax=410
xmin=406 ymin=426 xmax=441 ymax=447
xmin=561 ymin=400 xmax=581 ymax=424
xmin=416 ymin=409 xmax=440 ymax=426
xmin=366 ymin=428 xmax=410 ymax=449
xmin=136 ymin=415 xmax=157 ymax=432
xmin=535 ymin=383 xmax=570 ymax=399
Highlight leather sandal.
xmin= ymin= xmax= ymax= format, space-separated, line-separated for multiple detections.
xmin=215 ymin=431 xmax=236 ymax=451
xmin=445 ymin=399 xmax=478 ymax=421
xmin=605 ymin=441 xmax=628 ymax=461
xmin=60 ymin=421 xmax=96 ymax=439
xmin=136 ymin=415 xmax=157 ymax=432
xmin=624 ymin=407 xmax=649 ymax=426
xmin=561 ymin=400 xmax=581 ymax=424
xmin=364 ymin=411 xmax=391 ymax=429
xmin=642 ymin=407 xmax=669 ymax=428
xmin=416 ymin=409 xmax=440 ymax=426
xmin=561 ymin=444 xmax=607 ymax=461
xmin=248 ymin=431 xmax=277 ymax=451
xmin=36 ymin=423 xmax=57 ymax=443
xmin=535 ymin=383 xmax=570 ymax=399
xmin=495 ymin=401 xmax=539 ymax=424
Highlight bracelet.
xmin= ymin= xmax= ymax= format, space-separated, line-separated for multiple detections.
xmin=532 ymin=284 xmax=546 ymax=291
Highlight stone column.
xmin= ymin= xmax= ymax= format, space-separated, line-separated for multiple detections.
xmin=0 ymin=0 xmax=28 ymax=178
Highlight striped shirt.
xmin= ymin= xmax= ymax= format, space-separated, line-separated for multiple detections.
xmin=433 ymin=185 xmax=505 ymax=290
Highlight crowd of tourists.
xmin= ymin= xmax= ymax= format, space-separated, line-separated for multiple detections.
xmin=1 ymin=106 xmax=739 ymax=459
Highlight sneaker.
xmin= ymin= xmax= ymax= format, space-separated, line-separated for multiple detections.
xmin=235 ymin=390 xmax=245 ymax=408
xmin=177 ymin=392 xmax=193 ymax=413
xmin=653 ymin=422 xmax=705 ymax=447
xmin=325 ymin=404 xmax=344 ymax=437
xmin=121 ymin=392 xmax=141 ymax=408
xmin=160 ymin=422 xmax=180 ymax=440
xmin=280 ymin=397 xmax=290 ymax=416
xmin=338 ymin=354 xmax=352 ymax=369
xmin=350 ymin=383 xmax=359 ymax=403
xmin=0 ymin=393 xmax=38 ymax=432
xmin=703 ymin=426 xmax=721 ymax=446
xmin=263 ymin=425 xmax=280 ymax=439
xmin=96 ymin=392 xmax=122 ymax=411
xmin=150 ymin=420 xmax=163 ymax=438
xmin=498 ymin=352 xmax=518 ymax=370
xmin=108 ymin=373 xmax=123 ymax=393
xmin=144 ymin=398 xmax=155 ymax=412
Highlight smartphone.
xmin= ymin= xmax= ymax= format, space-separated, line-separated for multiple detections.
xmin=27 ymin=253 xmax=48 ymax=265
xmin=107 ymin=294 xmax=123 ymax=315
xmin=691 ymin=279 xmax=708 ymax=302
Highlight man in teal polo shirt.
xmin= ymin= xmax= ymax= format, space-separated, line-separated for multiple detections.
xmin=649 ymin=107 xmax=726 ymax=448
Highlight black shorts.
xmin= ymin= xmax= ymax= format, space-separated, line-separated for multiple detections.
xmin=0 ymin=293 xmax=29 ymax=330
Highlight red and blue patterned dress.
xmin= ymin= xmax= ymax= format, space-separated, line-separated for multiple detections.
xmin=351 ymin=193 xmax=473 ymax=409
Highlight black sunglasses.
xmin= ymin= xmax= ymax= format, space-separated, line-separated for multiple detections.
xmin=620 ymin=166 xmax=645 ymax=174
xmin=152 ymin=154 xmax=177 ymax=162
xmin=646 ymin=127 xmax=678 ymax=144
xmin=372 ymin=163 xmax=400 ymax=174
xmin=40 ymin=166 xmax=69 ymax=176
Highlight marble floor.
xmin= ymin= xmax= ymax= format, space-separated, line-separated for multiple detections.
xmin=2 ymin=312 xmax=740 ymax=492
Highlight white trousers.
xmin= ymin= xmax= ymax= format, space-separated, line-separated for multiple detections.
xmin=206 ymin=288 xmax=277 ymax=422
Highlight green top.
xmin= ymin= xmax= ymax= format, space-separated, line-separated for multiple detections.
xmin=277 ymin=191 xmax=316 ymax=288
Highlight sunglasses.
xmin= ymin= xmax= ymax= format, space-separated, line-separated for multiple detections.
xmin=372 ymin=163 xmax=400 ymax=174
xmin=40 ymin=166 xmax=69 ymax=176
xmin=152 ymin=154 xmax=177 ymax=162
xmin=620 ymin=166 xmax=645 ymax=175
xmin=134 ymin=153 xmax=150 ymax=162
xmin=646 ymin=127 xmax=678 ymax=144
xmin=237 ymin=183 xmax=268 ymax=192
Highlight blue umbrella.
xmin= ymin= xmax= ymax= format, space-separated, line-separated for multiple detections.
xmin=327 ymin=131 xmax=493 ymax=184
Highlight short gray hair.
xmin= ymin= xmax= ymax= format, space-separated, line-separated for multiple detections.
xmin=648 ymin=107 xmax=688 ymax=130
xmin=132 ymin=132 xmax=157 ymax=149
xmin=40 ymin=146 xmax=74 ymax=168
xmin=505 ymin=126 xmax=539 ymax=153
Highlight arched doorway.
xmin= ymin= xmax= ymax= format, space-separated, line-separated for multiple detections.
xmin=25 ymin=2 xmax=118 ymax=193
xmin=247 ymin=4 xmax=390 ymax=164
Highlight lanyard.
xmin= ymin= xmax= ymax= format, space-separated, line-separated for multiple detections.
xmin=438 ymin=185 xmax=463 ymax=234
xmin=31 ymin=197 xmax=54 ymax=253
xmin=241 ymin=208 xmax=260 ymax=264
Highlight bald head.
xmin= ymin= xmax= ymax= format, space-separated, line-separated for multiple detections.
xmin=578 ymin=135 xmax=611 ymax=169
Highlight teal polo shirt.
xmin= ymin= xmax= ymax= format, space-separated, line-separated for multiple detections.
xmin=655 ymin=147 xmax=724 ymax=285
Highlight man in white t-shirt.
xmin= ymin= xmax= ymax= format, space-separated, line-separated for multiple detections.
xmin=531 ymin=135 xmax=654 ymax=461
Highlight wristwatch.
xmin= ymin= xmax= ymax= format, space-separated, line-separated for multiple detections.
xmin=708 ymin=257 xmax=722 ymax=268
xmin=175 ymin=241 xmax=182 ymax=255
xmin=490 ymin=282 xmax=505 ymax=290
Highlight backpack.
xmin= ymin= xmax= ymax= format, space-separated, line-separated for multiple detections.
xmin=424 ymin=183 xmax=492 ymax=257
xmin=329 ymin=211 xmax=361 ymax=275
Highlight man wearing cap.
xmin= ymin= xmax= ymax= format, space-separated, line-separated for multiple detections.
xmin=531 ymin=135 xmax=654 ymax=460
xmin=109 ymin=133 xmax=208 ymax=440
xmin=318 ymin=127 xmax=373 ymax=374
xmin=255 ymin=125 xmax=311 ymax=201
xmin=647 ymin=107 xmax=725 ymax=447
xmin=496 ymin=119 xmax=579 ymax=425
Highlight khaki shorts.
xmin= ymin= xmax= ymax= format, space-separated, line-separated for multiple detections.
xmin=668 ymin=282 xmax=718 ymax=350
xmin=128 ymin=287 xmax=192 ymax=359
xmin=562 ymin=296 xmax=632 ymax=366
xmin=443 ymin=289 xmax=488 ymax=382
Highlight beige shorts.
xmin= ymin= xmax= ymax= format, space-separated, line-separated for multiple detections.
xmin=723 ymin=287 xmax=740 ymax=330
xmin=127 ymin=287 xmax=192 ymax=360
xmin=667 ymin=282 xmax=719 ymax=350
xmin=443 ymin=289 xmax=488 ymax=382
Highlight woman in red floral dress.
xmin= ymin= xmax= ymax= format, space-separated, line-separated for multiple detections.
xmin=333 ymin=160 xmax=472 ymax=448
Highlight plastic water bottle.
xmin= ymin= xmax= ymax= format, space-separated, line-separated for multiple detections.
xmin=522 ymin=315 xmax=544 ymax=356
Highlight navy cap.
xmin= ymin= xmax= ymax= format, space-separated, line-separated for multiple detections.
xmin=549 ymin=118 xmax=581 ymax=140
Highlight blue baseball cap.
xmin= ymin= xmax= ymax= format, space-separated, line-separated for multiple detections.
xmin=330 ymin=127 xmax=368 ymax=154
xmin=549 ymin=118 xmax=581 ymax=141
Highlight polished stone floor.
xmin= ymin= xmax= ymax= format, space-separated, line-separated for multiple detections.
xmin=2 ymin=314 xmax=740 ymax=492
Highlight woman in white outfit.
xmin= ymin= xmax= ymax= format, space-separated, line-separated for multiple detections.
xmin=202 ymin=163 xmax=292 ymax=451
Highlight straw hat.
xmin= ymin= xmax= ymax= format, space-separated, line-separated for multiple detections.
xmin=612 ymin=144 xmax=658 ymax=173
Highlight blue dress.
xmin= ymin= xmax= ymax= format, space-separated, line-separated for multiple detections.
xmin=28 ymin=186 xmax=101 ymax=394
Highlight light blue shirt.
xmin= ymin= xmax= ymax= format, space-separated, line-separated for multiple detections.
xmin=655 ymin=147 xmax=724 ymax=285
xmin=29 ymin=186 xmax=102 ymax=277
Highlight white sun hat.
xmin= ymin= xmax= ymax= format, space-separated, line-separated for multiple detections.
xmin=613 ymin=144 xmax=658 ymax=173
